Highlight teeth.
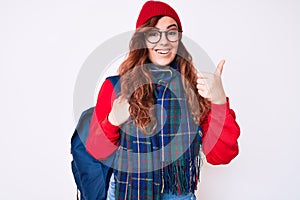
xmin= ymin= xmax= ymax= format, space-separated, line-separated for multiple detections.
xmin=156 ymin=50 xmax=169 ymax=54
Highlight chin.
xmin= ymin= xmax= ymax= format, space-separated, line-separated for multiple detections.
xmin=154 ymin=60 xmax=173 ymax=66
xmin=151 ymin=55 xmax=176 ymax=67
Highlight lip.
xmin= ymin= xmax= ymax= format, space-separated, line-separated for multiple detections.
xmin=155 ymin=48 xmax=171 ymax=54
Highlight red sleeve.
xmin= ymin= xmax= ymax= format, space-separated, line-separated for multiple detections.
xmin=86 ymin=79 xmax=120 ymax=160
xmin=201 ymin=98 xmax=240 ymax=165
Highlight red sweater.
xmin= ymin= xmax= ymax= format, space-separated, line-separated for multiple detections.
xmin=86 ymin=79 xmax=240 ymax=165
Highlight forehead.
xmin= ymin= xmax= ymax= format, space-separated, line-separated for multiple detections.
xmin=155 ymin=16 xmax=178 ymax=29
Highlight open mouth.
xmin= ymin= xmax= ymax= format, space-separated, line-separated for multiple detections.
xmin=155 ymin=49 xmax=171 ymax=54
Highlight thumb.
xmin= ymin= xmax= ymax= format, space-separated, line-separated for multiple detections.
xmin=215 ymin=59 xmax=225 ymax=76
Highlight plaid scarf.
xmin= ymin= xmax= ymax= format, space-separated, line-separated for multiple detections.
xmin=113 ymin=63 xmax=202 ymax=200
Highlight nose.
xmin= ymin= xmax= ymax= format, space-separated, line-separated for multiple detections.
xmin=158 ymin=32 xmax=168 ymax=45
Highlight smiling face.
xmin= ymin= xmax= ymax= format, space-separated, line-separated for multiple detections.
xmin=145 ymin=16 xmax=179 ymax=66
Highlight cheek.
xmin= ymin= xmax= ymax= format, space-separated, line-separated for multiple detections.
xmin=172 ymin=43 xmax=179 ymax=53
xmin=145 ymin=41 xmax=155 ymax=49
xmin=146 ymin=44 xmax=156 ymax=60
xmin=148 ymin=50 xmax=156 ymax=64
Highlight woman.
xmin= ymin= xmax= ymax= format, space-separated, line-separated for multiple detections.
xmin=86 ymin=1 xmax=240 ymax=199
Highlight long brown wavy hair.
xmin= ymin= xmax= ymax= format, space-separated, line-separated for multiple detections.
xmin=118 ymin=16 xmax=211 ymax=134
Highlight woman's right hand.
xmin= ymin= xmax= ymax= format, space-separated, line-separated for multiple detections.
xmin=108 ymin=96 xmax=130 ymax=126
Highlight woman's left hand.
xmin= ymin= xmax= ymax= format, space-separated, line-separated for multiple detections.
xmin=196 ymin=60 xmax=227 ymax=104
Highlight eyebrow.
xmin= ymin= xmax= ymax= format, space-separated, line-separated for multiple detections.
xmin=166 ymin=24 xmax=178 ymax=29
xmin=152 ymin=24 xmax=178 ymax=31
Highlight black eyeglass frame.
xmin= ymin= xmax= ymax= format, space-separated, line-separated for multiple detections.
xmin=144 ymin=29 xmax=182 ymax=44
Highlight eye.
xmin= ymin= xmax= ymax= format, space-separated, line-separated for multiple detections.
xmin=167 ymin=30 xmax=178 ymax=36
xmin=147 ymin=30 xmax=159 ymax=37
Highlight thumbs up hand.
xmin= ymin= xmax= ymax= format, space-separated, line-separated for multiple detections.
xmin=196 ymin=60 xmax=227 ymax=104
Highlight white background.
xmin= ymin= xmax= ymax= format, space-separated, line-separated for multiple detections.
xmin=1 ymin=0 xmax=299 ymax=199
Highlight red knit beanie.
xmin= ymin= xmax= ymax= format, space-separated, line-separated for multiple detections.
xmin=136 ymin=1 xmax=182 ymax=32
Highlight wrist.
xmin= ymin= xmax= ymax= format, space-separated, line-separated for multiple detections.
xmin=211 ymin=94 xmax=226 ymax=104
xmin=108 ymin=112 xmax=119 ymax=126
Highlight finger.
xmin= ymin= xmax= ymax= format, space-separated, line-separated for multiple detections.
xmin=197 ymin=89 xmax=205 ymax=96
xmin=198 ymin=89 xmax=210 ymax=100
xmin=215 ymin=59 xmax=225 ymax=76
xmin=196 ymin=84 xmax=207 ymax=91
xmin=198 ymin=90 xmax=205 ymax=97
xmin=196 ymin=78 xmax=206 ymax=84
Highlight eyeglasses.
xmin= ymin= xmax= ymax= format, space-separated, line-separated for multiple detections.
xmin=144 ymin=29 xmax=181 ymax=44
